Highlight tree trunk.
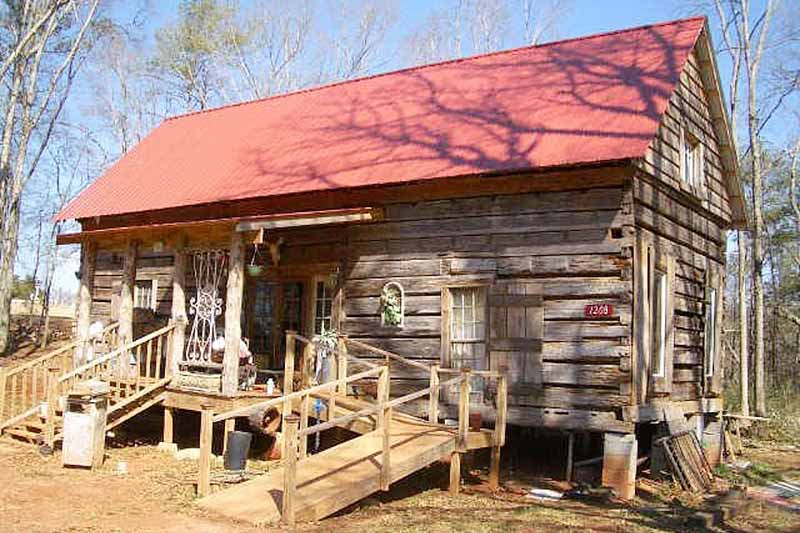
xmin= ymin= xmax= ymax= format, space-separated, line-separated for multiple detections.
xmin=39 ymin=239 xmax=58 ymax=349
xmin=0 ymin=201 xmax=21 ymax=353
xmin=750 ymin=134 xmax=767 ymax=417
xmin=737 ymin=231 xmax=750 ymax=416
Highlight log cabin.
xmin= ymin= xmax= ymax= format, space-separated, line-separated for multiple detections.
xmin=50 ymin=16 xmax=744 ymax=498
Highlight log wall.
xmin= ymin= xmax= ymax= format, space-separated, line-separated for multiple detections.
xmin=635 ymin=45 xmax=731 ymax=406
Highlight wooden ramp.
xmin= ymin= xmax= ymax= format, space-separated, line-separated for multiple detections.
xmin=195 ymin=332 xmax=508 ymax=526
xmin=199 ymin=418 xmax=459 ymax=525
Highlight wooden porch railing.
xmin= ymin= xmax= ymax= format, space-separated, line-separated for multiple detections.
xmin=0 ymin=322 xmax=119 ymax=432
xmin=198 ymin=331 xmax=508 ymax=527
xmin=34 ymin=323 xmax=176 ymax=445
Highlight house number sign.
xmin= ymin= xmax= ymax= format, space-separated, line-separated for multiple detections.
xmin=584 ymin=303 xmax=614 ymax=317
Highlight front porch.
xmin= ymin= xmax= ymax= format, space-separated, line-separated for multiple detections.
xmin=68 ymin=209 xmax=375 ymax=404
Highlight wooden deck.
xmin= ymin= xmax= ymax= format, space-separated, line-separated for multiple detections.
xmin=199 ymin=415 xmax=477 ymax=525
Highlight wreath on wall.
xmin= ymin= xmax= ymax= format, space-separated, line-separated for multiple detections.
xmin=380 ymin=282 xmax=404 ymax=327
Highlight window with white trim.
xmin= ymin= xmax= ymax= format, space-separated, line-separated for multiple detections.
xmin=681 ymin=130 xmax=703 ymax=187
xmin=449 ymin=287 xmax=486 ymax=370
xmin=652 ymin=270 xmax=668 ymax=377
xmin=134 ymin=279 xmax=157 ymax=310
xmin=705 ymin=287 xmax=717 ymax=378
xmin=313 ymin=277 xmax=334 ymax=334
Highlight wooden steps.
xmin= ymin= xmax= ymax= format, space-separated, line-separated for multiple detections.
xmin=199 ymin=419 xmax=460 ymax=525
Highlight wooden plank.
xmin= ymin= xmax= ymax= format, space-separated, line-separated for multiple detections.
xmin=171 ymin=241 xmax=187 ymax=375
xmin=76 ymin=241 xmax=97 ymax=363
xmin=282 ymin=415 xmax=299 ymax=527
xmin=488 ymin=294 xmax=543 ymax=307
xmin=118 ymin=240 xmax=137 ymax=346
xmin=197 ymin=404 xmax=213 ymax=497
xmin=223 ymin=231 xmax=244 ymax=396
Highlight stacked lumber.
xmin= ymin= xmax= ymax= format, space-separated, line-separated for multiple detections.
xmin=656 ymin=430 xmax=714 ymax=493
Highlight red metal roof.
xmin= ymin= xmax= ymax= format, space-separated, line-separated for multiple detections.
xmin=57 ymin=17 xmax=705 ymax=221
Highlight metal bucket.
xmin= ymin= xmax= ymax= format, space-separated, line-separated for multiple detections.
xmin=224 ymin=431 xmax=253 ymax=471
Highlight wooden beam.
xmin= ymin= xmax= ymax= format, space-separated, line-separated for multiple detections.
xmin=75 ymin=164 xmax=633 ymax=232
xmin=282 ymin=414 xmax=299 ymax=527
xmin=198 ymin=403 xmax=214 ymax=497
xmin=449 ymin=452 xmax=461 ymax=495
xmin=381 ymin=406 xmax=392 ymax=491
xmin=162 ymin=406 xmax=174 ymax=444
xmin=170 ymin=238 xmax=187 ymax=376
xmin=118 ymin=240 xmax=137 ymax=346
xmin=428 ymin=365 xmax=439 ymax=423
xmin=457 ymin=369 xmax=470 ymax=453
xmin=236 ymin=207 xmax=378 ymax=231
xmin=222 ymin=231 xmax=244 ymax=396
xmin=75 ymin=240 xmax=96 ymax=365
xmin=566 ymin=432 xmax=575 ymax=482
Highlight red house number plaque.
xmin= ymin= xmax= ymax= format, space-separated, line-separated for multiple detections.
xmin=584 ymin=303 xmax=614 ymax=318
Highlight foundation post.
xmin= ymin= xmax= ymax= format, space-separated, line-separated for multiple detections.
xmin=449 ymin=451 xmax=461 ymax=495
xmin=602 ymin=432 xmax=637 ymax=500
xmin=158 ymin=406 xmax=177 ymax=453
xmin=566 ymin=432 xmax=575 ymax=482
xmin=197 ymin=403 xmax=214 ymax=497
xmin=701 ymin=414 xmax=723 ymax=467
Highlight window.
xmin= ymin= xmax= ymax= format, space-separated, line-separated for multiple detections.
xmin=449 ymin=287 xmax=486 ymax=370
xmin=652 ymin=270 xmax=668 ymax=378
xmin=705 ymin=287 xmax=717 ymax=378
xmin=134 ymin=279 xmax=157 ymax=310
xmin=313 ymin=277 xmax=334 ymax=334
xmin=681 ymin=129 xmax=703 ymax=187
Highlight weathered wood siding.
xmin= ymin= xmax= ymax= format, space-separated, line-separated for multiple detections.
xmin=92 ymin=249 xmax=175 ymax=334
xmin=89 ymin=183 xmax=633 ymax=423
xmin=636 ymin=45 xmax=731 ymax=405
xmin=336 ymin=187 xmax=633 ymax=415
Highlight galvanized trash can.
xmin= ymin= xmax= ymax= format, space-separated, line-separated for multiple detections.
xmin=62 ymin=380 xmax=110 ymax=469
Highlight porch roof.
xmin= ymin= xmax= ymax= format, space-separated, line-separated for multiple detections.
xmin=57 ymin=17 xmax=706 ymax=223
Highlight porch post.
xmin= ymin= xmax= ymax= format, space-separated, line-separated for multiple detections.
xmin=74 ymin=240 xmax=96 ymax=365
xmin=222 ymin=231 xmax=244 ymax=396
xmin=118 ymin=239 xmax=138 ymax=347
xmin=602 ymin=432 xmax=638 ymax=500
xmin=170 ymin=238 xmax=187 ymax=376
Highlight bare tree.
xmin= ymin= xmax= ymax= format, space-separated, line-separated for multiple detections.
xmin=712 ymin=0 xmax=750 ymax=415
xmin=0 ymin=0 xmax=100 ymax=353
xmin=407 ymin=0 xmax=568 ymax=65
xmin=225 ymin=0 xmax=314 ymax=99
xmin=151 ymin=0 xmax=245 ymax=110
xmin=519 ymin=0 xmax=566 ymax=45
xmin=325 ymin=0 xmax=397 ymax=80
xmin=740 ymin=0 xmax=777 ymax=417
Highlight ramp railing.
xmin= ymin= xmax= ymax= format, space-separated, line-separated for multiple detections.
xmin=201 ymin=331 xmax=508 ymax=527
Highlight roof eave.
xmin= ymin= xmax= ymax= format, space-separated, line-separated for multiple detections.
xmin=694 ymin=19 xmax=749 ymax=230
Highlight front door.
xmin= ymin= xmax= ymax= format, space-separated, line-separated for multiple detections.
xmin=247 ymin=279 xmax=304 ymax=370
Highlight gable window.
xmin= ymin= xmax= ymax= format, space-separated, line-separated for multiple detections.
xmin=705 ymin=287 xmax=717 ymax=378
xmin=313 ymin=277 xmax=334 ymax=334
xmin=652 ymin=270 xmax=668 ymax=378
xmin=134 ymin=279 xmax=157 ymax=311
xmin=681 ymin=129 xmax=703 ymax=187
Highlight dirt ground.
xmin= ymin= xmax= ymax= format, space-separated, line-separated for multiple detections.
xmin=0 ymin=433 xmax=798 ymax=533
xmin=1 ymin=345 xmax=798 ymax=532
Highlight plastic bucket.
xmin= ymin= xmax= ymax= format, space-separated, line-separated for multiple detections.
xmin=224 ymin=431 xmax=253 ymax=471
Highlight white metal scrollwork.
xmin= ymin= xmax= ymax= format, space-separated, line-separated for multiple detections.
xmin=185 ymin=249 xmax=227 ymax=365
